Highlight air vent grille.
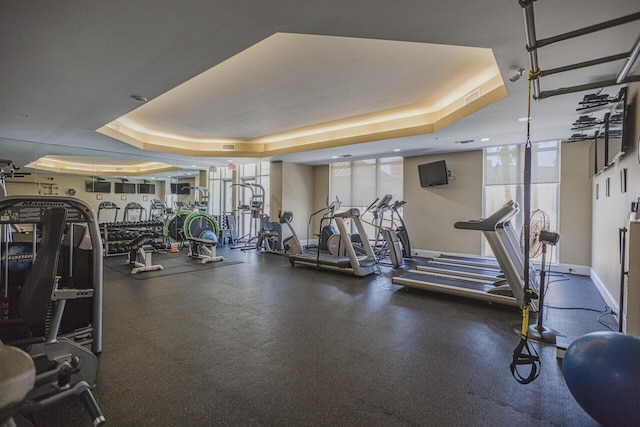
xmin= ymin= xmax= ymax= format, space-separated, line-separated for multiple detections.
xmin=464 ymin=90 xmax=479 ymax=105
xmin=222 ymin=144 xmax=236 ymax=150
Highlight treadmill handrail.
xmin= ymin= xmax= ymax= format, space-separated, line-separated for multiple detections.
xmin=454 ymin=201 xmax=518 ymax=231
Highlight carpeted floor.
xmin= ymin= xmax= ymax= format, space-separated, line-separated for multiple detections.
xmin=34 ymin=247 xmax=616 ymax=426
xmin=104 ymin=251 xmax=243 ymax=280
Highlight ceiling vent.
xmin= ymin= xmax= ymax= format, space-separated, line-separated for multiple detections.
xmin=464 ymin=90 xmax=479 ymax=105
xmin=454 ymin=139 xmax=474 ymax=144
xmin=221 ymin=144 xmax=236 ymax=150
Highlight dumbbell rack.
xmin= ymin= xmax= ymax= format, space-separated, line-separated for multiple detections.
xmin=101 ymin=220 xmax=166 ymax=257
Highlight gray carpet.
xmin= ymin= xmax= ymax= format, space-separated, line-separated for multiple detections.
xmin=35 ymin=248 xmax=615 ymax=426
xmin=104 ymin=251 xmax=243 ymax=280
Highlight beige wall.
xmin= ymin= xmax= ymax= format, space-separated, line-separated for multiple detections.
xmin=270 ymin=161 xmax=283 ymax=217
xmin=559 ymin=141 xmax=592 ymax=267
xmin=281 ymin=162 xmax=314 ymax=239
xmin=402 ymin=142 xmax=594 ymax=268
xmin=311 ymin=165 xmax=330 ymax=241
xmin=591 ymin=83 xmax=640 ymax=308
xmin=4 ymin=173 xmax=180 ymax=222
xmin=403 ymin=150 xmax=484 ymax=255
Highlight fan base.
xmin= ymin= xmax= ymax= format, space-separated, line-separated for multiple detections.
xmin=528 ymin=325 xmax=566 ymax=345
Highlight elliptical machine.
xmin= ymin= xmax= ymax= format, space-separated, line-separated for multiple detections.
xmin=354 ymin=194 xmax=403 ymax=267
xmin=389 ymin=199 xmax=412 ymax=259
xmin=306 ymin=197 xmax=342 ymax=252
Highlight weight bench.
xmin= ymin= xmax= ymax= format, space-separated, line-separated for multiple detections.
xmin=124 ymin=233 xmax=164 ymax=274
xmin=187 ymin=237 xmax=224 ymax=264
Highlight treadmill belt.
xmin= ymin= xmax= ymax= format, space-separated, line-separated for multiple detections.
xmin=421 ymin=263 xmax=502 ymax=278
xmin=395 ymin=272 xmax=497 ymax=292
xmin=434 ymin=256 xmax=501 ymax=269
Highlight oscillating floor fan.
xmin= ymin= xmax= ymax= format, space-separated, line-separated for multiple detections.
xmin=522 ymin=209 xmax=562 ymax=344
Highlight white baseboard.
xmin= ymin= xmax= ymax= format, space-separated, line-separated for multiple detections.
xmin=590 ymin=268 xmax=619 ymax=316
xmin=552 ymin=263 xmax=591 ymax=276
xmin=412 ymin=249 xmax=443 ymax=258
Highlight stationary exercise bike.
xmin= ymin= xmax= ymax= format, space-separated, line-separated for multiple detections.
xmin=257 ymin=210 xmax=303 ymax=255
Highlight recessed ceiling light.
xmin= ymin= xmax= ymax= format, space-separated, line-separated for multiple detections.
xmin=331 ymin=155 xmax=339 ymax=159
xmin=518 ymin=116 xmax=531 ymax=122
xmin=393 ymin=148 xmax=401 ymax=152
xmin=191 ymin=165 xmax=197 ymax=168
xmin=227 ymin=159 xmax=233 ymax=162
xmin=480 ymin=137 xmax=490 ymax=142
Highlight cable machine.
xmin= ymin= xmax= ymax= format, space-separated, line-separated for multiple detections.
xmin=229 ymin=183 xmax=264 ymax=250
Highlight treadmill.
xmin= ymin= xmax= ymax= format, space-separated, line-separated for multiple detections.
xmin=416 ymin=261 xmax=503 ymax=282
xmin=289 ymin=208 xmax=378 ymax=276
xmin=392 ymin=202 xmax=538 ymax=309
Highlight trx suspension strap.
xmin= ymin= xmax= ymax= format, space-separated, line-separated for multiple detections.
xmin=510 ymin=69 xmax=540 ymax=384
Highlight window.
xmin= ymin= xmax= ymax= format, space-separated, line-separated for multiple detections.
xmin=329 ymin=156 xmax=403 ymax=237
xmin=483 ymin=141 xmax=560 ymax=261
xmin=211 ymin=167 xmax=233 ymax=215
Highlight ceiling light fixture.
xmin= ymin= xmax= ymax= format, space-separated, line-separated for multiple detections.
xmin=518 ymin=116 xmax=531 ymax=122
xmin=131 ymin=95 xmax=147 ymax=103
xmin=480 ymin=137 xmax=490 ymax=142
xmin=393 ymin=148 xmax=401 ymax=152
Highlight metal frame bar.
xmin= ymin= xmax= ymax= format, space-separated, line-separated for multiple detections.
xmin=521 ymin=2 xmax=640 ymax=99
xmin=536 ymin=12 xmax=640 ymax=48
xmin=540 ymin=53 xmax=629 ymax=77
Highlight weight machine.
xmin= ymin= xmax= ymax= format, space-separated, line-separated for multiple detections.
xmin=229 ymin=183 xmax=264 ymax=250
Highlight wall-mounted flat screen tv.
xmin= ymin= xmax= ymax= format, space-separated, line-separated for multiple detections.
xmin=115 ymin=182 xmax=136 ymax=194
xmin=137 ymin=183 xmax=156 ymax=194
xmin=606 ymin=87 xmax=630 ymax=165
xmin=418 ymin=160 xmax=449 ymax=187
xmin=170 ymin=182 xmax=191 ymax=195
xmin=85 ymin=180 xmax=111 ymax=193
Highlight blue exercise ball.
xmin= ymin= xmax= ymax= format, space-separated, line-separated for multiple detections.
xmin=563 ymin=331 xmax=640 ymax=426
xmin=199 ymin=230 xmax=218 ymax=244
